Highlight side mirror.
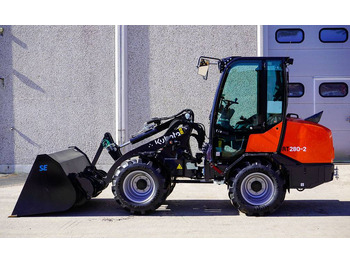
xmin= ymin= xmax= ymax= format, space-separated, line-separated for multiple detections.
xmin=197 ymin=58 xmax=210 ymax=80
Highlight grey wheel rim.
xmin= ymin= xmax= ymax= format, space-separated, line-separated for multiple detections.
xmin=123 ymin=170 xmax=157 ymax=204
xmin=240 ymin=172 xmax=275 ymax=206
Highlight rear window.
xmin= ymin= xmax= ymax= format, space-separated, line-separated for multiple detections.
xmin=319 ymin=28 xmax=348 ymax=43
xmin=276 ymin=29 xmax=304 ymax=43
xmin=288 ymin=83 xmax=304 ymax=97
xmin=319 ymin=82 xmax=348 ymax=97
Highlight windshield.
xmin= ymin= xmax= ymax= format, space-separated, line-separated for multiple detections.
xmin=216 ymin=60 xmax=262 ymax=131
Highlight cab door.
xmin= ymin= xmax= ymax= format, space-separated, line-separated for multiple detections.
xmin=211 ymin=58 xmax=286 ymax=162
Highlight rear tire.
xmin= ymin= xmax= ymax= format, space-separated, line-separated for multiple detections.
xmin=112 ymin=161 xmax=168 ymax=215
xmin=229 ymin=163 xmax=285 ymax=216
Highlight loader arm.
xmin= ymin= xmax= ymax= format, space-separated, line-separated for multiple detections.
xmin=106 ymin=109 xmax=206 ymax=183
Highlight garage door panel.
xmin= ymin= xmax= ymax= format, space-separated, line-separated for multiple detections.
xmin=288 ymin=76 xmax=314 ymax=103
xmin=331 ymin=131 xmax=350 ymax=162
xmin=315 ymin=103 xmax=350 ymax=131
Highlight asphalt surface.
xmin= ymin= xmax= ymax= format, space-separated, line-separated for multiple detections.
xmin=1 ymin=165 xmax=350 ymax=238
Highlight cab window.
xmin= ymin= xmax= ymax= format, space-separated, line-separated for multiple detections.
xmin=266 ymin=60 xmax=284 ymax=127
xmin=216 ymin=60 xmax=262 ymax=131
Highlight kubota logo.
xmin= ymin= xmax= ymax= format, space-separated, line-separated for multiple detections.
xmin=39 ymin=165 xmax=48 ymax=172
xmin=154 ymin=131 xmax=182 ymax=145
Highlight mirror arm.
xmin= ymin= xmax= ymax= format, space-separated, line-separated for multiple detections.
xmin=197 ymin=56 xmax=221 ymax=80
xmin=196 ymin=56 xmax=221 ymax=68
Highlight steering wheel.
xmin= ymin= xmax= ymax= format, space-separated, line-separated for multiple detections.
xmin=222 ymin=98 xmax=239 ymax=108
xmin=234 ymin=114 xmax=257 ymax=130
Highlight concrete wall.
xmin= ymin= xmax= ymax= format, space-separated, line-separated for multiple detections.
xmin=127 ymin=25 xmax=257 ymax=143
xmin=0 ymin=25 xmax=115 ymax=172
xmin=0 ymin=25 xmax=256 ymax=172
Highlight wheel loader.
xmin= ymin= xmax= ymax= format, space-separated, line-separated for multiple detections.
xmin=10 ymin=56 xmax=337 ymax=217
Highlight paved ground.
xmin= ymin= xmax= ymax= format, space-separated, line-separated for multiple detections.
xmin=1 ymin=165 xmax=350 ymax=238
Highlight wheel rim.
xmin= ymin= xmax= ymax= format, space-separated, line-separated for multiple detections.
xmin=240 ymin=172 xmax=275 ymax=206
xmin=123 ymin=170 xmax=157 ymax=204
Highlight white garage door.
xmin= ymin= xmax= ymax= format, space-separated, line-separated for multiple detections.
xmin=263 ymin=25 xmax=350 ymax=162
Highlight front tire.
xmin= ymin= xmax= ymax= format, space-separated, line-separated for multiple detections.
xmin=112 ymin=161 xmax=168 ymax=215
xmin=229 ymin=163 xmax=286 ymax=216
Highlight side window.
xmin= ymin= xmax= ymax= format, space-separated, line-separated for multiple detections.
xmin=319 ymin=28 xmax=348 ymax=43
xmin=217 ymin=61 xmax=261 ymax=130
xmin=288 ymin=83 xmax=304 ymax=97
xmin=319 ymin=82 xmax=348 ymax=97
xmin=276 ymin=29 xmax=304 ymax=43
xmin=267 ymin=60 xmax=284 ymax=126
